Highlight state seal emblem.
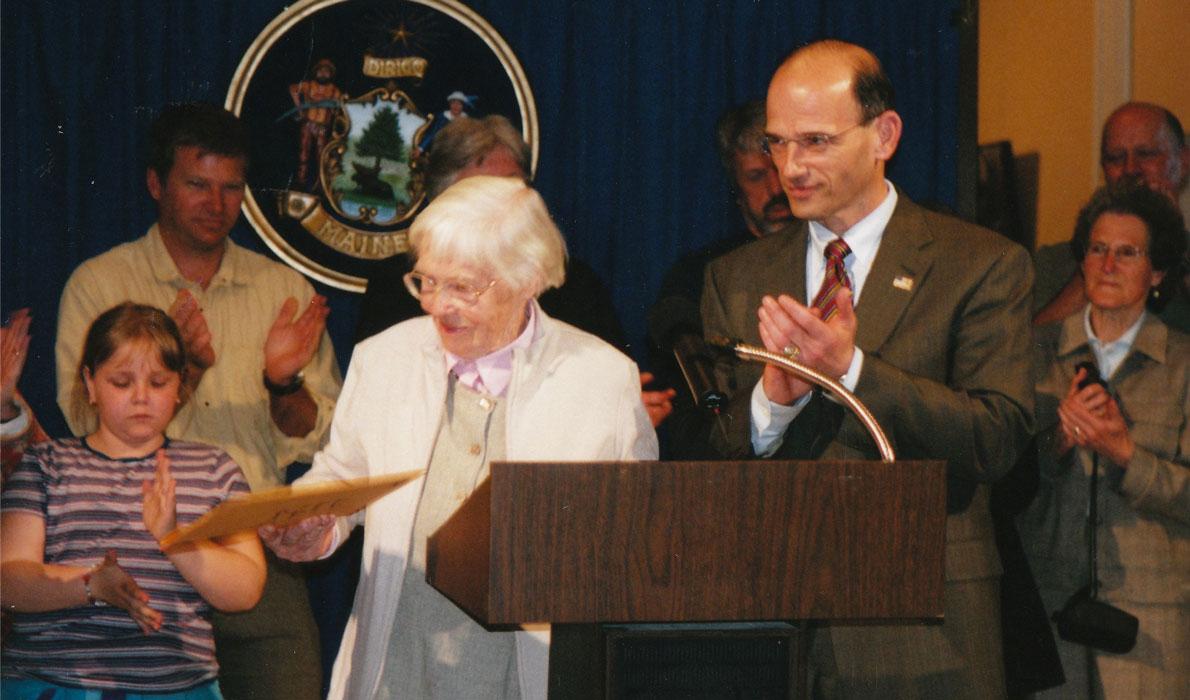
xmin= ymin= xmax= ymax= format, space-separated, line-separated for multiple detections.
xmin=227 ymin=0 xmax=537 ymax=291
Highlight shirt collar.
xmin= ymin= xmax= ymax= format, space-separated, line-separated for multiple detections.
xmin=1080 ymin=305 xmax=1147 ymax=380
xmin=445 ymin=301 xmax=537 ymax=397
xmin=806 ymin=180 xmax=897 ymax=302
xmin=147 ymin=224 xmax=244 ymax=289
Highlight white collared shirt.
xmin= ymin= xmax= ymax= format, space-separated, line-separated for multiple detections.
xmin=804 ymin=182 xmax=897 ymax=307
xmin=1083 ymin=305 xmax=1145 ymax=381
xmin=752 ymin=182 xmax=898 ymax=456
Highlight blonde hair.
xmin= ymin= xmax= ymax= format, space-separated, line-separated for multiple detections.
xmin=74 ymin=302 xmax=189 ymax=422
xmin=409 ymin=175 xmax=567 ymax=296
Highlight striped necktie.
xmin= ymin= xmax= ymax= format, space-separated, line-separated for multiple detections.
xmin=811 ymin=237 xmax=853 ymax=321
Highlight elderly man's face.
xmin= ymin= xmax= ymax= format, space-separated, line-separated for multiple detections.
xmin=1101 ymin=107 xmax=1189 ymax=199
xmin=416 ymin=255 xmax=533 ymax=359
xmin=734 ymin=150 xmax=793 ymax=237
xmin=765 ymin=56 xmax=899 ymax=234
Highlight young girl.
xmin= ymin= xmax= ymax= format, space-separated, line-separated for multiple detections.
xmin=1 ymin=302 xmax=266 ymax=699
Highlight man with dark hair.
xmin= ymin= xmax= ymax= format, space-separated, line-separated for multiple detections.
xmin=659 ymin=100 xmax=794 ymax=299
xmin=702 ymin=39 xmax=1034 ymax=696
xmin=56 ymin=102 xmax=341 ymax=700
xmin=1034 ymin=102 xmax=1189 ymax=328
xmin=714 ymin=100 xmax=796 ymax=240
xmin=649 ymin=100 xmax=794 ymax=457
xmin=146 ymin=102 xmax=251 ymax=180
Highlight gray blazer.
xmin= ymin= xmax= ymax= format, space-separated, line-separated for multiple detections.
xmin=1025 ymin=311 xmax=1190 ymax=593
xmin=702 ymin=194 xmax=1035 ymax=696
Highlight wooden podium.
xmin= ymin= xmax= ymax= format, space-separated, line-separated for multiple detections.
xmin=427 ymin=459 xmax=946 ymax=697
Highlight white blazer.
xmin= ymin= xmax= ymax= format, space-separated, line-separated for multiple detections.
xmin=297 ymin=304 xmax=658 ymax=699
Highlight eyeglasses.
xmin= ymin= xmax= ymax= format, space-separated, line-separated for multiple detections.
xmin=761 ymin=120 xmax=869 ymax=160
xmin=403 ymin=271 xmax=496 ymax=305
xmin=1101 ymin=147 xmax=1168 ymax=168
xmin=1085 ymin=242 xmax=1148 ymax=263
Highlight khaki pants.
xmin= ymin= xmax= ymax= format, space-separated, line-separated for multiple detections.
xmin=212 ymin=553 xmax=322 ymax=700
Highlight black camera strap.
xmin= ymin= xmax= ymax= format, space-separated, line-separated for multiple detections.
xmin=1088 ymin=450 xmax=1100 ymax=599
xmin=1053 ymin=360 xmax=1138 ymax=668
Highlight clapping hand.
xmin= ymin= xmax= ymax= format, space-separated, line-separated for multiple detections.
xmin=88 ymin=550 xmax=163 ymax=634
xmin=640 ymin=372 xmax=677 ymax=427
xmin=1057 ymin=368 xmax=1135 ymax=466
xmin=264 ymin=296 xmax=329 ymax=386
xmin=1 ymin=308 xmax=32 ymax=420
xmin=756 ymin=289 xmax=858 ymax=405
xmin=169 ymin=290 xmax=215 ymax=371
xmin=142 ymin=449 xmax=177 ymax=543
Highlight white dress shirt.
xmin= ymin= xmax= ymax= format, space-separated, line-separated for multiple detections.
xmin=1083 ymin=304 xmax=1146 ymax=382
xmin=752 ymin=182 xmax=898 ymax=455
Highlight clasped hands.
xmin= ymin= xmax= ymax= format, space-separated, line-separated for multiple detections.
xmin=82 ymin=450 xmax=177 ymax=634
xmin=1056 ymin=367 xmax=1134 ymax=467
xmin=757 ymin=289 xmax=857 ymax=405
xmin=169 ymin=289 xmax=328 ymax=388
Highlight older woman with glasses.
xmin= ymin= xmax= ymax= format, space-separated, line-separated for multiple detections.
xmin=1018 ymin=183 xmax=1189 ymax=697
xmin=262 ymin=176 xmax=657 ymax=700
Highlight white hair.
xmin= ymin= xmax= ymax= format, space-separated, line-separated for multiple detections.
xmin=409 ymin=176 xmax=567 ymax=296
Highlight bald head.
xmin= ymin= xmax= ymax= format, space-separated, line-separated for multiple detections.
xmin=764 ymin=40 xmax=902 ymax=233
xmin=1100 ymin=102 xmax=1188 ymax=200
xmin=776 ymin=40 xmax=895 ymax=123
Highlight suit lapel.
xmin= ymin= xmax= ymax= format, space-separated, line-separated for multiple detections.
xmin=855 ymin=198 xmax=934 ymax=352
xmin=777 ymin=222 xmax=809 ymax=302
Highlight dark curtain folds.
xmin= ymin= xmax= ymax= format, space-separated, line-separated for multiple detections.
xmin=2 ymin=0 xmax=962 ymax=687
xmin=2 ymin=0 xmax=961 ymax=437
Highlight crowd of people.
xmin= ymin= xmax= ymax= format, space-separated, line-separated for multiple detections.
xmin=1 ymin=37 xmax=1186 ymax=700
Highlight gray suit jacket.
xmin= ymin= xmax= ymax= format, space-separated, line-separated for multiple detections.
xmin=702 ymin=194 xmax=1035 ymax=695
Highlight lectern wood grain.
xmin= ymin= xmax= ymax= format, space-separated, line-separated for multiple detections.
xmin=427 ymin=460 xmax=945 ymax=625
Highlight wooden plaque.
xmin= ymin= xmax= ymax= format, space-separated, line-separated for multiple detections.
xmin=161 ymin=470 xmax=421 ymax=549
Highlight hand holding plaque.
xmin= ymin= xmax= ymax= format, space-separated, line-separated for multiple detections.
xmin=260 ymin=513 xmax=337 ymax=561
xmin=159 ymin=471 xmax=421 ymax=550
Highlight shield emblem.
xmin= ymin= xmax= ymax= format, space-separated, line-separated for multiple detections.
xmin=321 ymin=88 xmax=429 ymax=226
xmin=226 ymin=0 xmax=538 ymax=292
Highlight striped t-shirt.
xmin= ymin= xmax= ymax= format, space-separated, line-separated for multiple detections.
xmin=1 ymin=437 xmax=250 ymax=692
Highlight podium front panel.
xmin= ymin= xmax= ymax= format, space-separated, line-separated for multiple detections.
xmin=428 ymin=460 xmax=946 ymax=625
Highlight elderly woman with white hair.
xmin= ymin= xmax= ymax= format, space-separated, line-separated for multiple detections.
xmin=262 ymin=176 xmax=658 ymax=699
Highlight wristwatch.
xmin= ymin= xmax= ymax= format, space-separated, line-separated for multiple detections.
xmin=263 ymin=371 xmax=305 ymax=396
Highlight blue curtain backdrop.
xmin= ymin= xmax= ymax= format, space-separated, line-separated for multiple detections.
xmin=1 ymin=0 xmax=960 ymax=680
xmin=2 ymin=0 xmax=962 ymax=436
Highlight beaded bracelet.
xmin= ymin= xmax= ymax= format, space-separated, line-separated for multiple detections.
xmin=81 ymin=565 xmax=101 ymax=606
